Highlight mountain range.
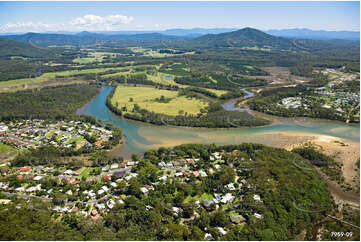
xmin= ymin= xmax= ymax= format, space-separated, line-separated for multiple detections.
xmin=1 ymin=27 xmax=359 ymax=40
xmin=266 ymin=28 xmax=360 ymax=41
xmin=0 ymin=27 xmax=359 ymax=57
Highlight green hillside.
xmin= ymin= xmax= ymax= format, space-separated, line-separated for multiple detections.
xmin=193 ymin=27 xmax=296 ymax=49
xmin=0 ymin=37 xmax=50 ymax=58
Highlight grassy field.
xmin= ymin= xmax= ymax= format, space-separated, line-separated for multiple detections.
xmin=111 ymin=86 xmax=208 ymax=116
xmin=0 ymin=66 xmax=131 ymax=92
xmin=129 ymin=47 xmax=195 ymax=58
xmin=204 ymin=88 xmax=228 ymax=97
xmin=73 ymin=52 xmax=119 ymax=64
xmin=0 ymin=143 xmax=18 ymax=161
xmin=146 ymin=72 xmax=179 ymax=86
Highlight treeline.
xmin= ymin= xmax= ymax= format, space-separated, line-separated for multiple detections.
xmin=0 ymin=84 xmax=100 ymax=121
xmin=175 ymin=72 xmax=266 ymax=90
xmin=108 ymin=98 xmax=269 ymax=128
xmin=181 ymin=86 xmax=244 ymax=100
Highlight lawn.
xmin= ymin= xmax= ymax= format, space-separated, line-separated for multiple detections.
xmin=111 ymin=86 xmax=208 ymax=116
xmin=80 ymin=167 xmax=96 ymax=178
xmin=184 ymin=192 xmax=214 ymax=203
xmin=65 ymin=136 xmax=86 ymax=145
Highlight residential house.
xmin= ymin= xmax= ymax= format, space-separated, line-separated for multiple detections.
xmin=226 ymin=183 xmax=236 ymax=191
xmin=96 ymin=203 xmax=106 ymax=210
xmin=33 ymin=175 xmax=43 ymax=181
xmin=193 ymin=171 xmax=200 ymax=177
xmin=199 ymin=170 xmax=207 ymax=177
xmin=253 ymin=194 xmax=261 ymax=202
xmin=254 ymin=213 xmax=263 ymax=219
xmin=221 ymin=193 xmax=234 ymax=204
xmin=216 ymin=227 xmax=227 ymax=236
xmin=175 ymin=172 xmax=183 ymax=177
xmin=140 ymin=187 xmax=149 ymax=194
xmin=15 ymin=187 xmax=25 ymax=192
xmin=20 ymin=167 xmax=31 ymax=172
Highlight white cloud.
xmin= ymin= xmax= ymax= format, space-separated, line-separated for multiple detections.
xmin=0 ymin=14 xmax=134 ymax=33
xmin=70 ymin=14 xmax=134 ymax=27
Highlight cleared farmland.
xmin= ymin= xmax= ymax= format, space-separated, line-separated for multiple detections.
xmin=110 ymin=86 xmax=208 ymax=116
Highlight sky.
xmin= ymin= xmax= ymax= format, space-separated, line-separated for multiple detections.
xmin=0 ymin=1 xmax=359 ymax=33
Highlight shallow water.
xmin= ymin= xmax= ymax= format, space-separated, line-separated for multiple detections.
xmin=78 ymin=86 xmax=360 ymax=157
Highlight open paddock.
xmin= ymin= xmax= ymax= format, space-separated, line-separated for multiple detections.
xmin=110 ymin=86 xmax=208 ymax=116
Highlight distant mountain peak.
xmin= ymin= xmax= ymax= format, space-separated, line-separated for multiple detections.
xmin=194 ymin=27 xmax=294 ymax=49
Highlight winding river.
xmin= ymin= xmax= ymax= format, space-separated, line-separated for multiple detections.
xmin=78 ymin=86 xmax=360 ymax=159
xmin=221 ymin=88 xmax=255 ymax=112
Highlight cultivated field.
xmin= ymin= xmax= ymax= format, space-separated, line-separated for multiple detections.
xmin=111 ymin=86 xmax=208 ymax=116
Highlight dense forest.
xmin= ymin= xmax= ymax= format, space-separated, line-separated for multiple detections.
xmin=0 ymin=84 xmax=100 ymax=120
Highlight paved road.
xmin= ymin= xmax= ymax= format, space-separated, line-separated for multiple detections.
xmin=1 ymin=191 xmax=111 ymax=205
xmin=1 ymin=191 xmax=52 ymax=201
xmin=7 ymin=133 xmax=39 ymax=146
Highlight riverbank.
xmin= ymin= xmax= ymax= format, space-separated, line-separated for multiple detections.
xmin=77 ymin=85 xmax=360 ymax=157
xmin=282 ymin=132 xmax=360 ymax=207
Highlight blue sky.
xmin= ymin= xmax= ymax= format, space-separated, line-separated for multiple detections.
xmin=0 ymin=1 xmax=359 ymax=33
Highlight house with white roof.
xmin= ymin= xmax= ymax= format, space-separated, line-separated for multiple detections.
xmin=140 ymin=187 xmax=149 ymax=194
xmin=159 ymin=175 xmax=167 ymax=181
xmin=15 ymin=187 xmax=25 ymax=192
xmin=254 ymin=213 xmax=263 ymax=219
xmin=216 ymin=227 xmax=227 ymax=235
xmin=199 ymin=170 xmax=207 ymax=177
xmin=96 ymin=203 xmax=106 ymax=210
xmin=221 ymin=193 xmax=234 ymax=204
xmin=64 ymin=170 xmax=73 ymax=175
xmin=253 ymin=194 xmax=261 ymax=201
xmin=226 ymin=183 xmax=235 ymax=191
xmin=33 ymin=175 xmax=43 ymax=181
xmin=102 ymin=167 xmax=109 ymax=172
xmin=101 ymin=186 xmax=109 ymax=192
xmin=175 ymin=172 xmax=183 ymax=177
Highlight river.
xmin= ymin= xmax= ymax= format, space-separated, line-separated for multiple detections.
xmin=221 ymin=88 xmax=255 ymax=112
xmin=77 ymin=86 xmax=360 ymax=159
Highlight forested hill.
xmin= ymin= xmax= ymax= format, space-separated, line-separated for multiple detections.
xmin=192 ymin=27 xmax=296 ymax=49
xmin=0 ymin=37 xmax=51 ymax=58
xmin=4 ymin=32 xmax=185 ymax=47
